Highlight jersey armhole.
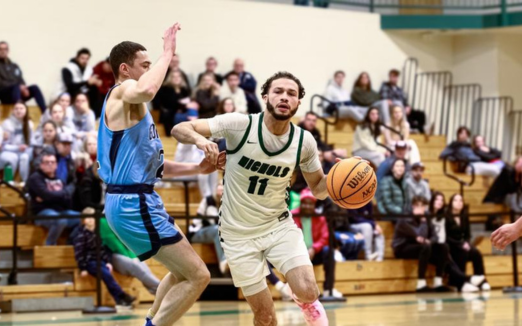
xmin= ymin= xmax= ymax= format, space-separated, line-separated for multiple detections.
xmin=226 ymin=115 xmax=253 ymax=154
xmin=295 ymin=128 xmax=305 ymax=169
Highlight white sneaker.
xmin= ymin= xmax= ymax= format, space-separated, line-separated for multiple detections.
xmin=470 ymin=275 xmax=485 ymax=287
xmin=481 ymin=282 xmax=491 ymax=291
xmin=219 ymin=260 xmax=229 ymax=274
xmin=323 ymin=288 xmax=343 ymax=298
xmin=461 ymin=282 xmax=480 ymax=293
xmin=368 ymin=252 xmax=379 ymax=261
xmin=334 ymin=249 xmax=345 ymax=262
xmin=279 ymin=283 xmax=293 ymax=301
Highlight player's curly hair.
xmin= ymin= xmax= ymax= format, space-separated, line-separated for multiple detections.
xmin=261 ymin=71 xmax=306 ymax=100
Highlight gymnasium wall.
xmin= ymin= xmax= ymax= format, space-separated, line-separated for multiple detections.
xmin=1 ymin=0 xmax=453 ymax=114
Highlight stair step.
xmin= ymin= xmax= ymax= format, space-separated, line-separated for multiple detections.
xmin=0 ymin=296 xmax=93 ymax=312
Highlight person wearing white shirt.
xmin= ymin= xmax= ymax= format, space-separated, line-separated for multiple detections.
xmin=323 ymin=70 xmax=368 ymax=122
xmin=219 ymin=72 xmax=248 ymax=114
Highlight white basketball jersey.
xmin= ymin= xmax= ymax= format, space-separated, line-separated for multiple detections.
xmin=219 ymin=112 xmax=305 ymax=240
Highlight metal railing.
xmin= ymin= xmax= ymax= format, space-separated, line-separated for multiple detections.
xmin=507 ymin=110 xmax=522 ymax=162
xmin=442 ymin=84 xmax=482 ymax=141
xmin=309 ymin=94 xmax=340 ymax=144
xmin=401 ymin=57 xmax=418 ymax=104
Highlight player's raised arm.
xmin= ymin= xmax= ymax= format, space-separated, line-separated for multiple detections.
xmin=491 ymin=215 xmax=522 ymax=250
xmin=120 ymin=23 xmax=181 ymax=104
xmin=172 ymin=119 xmax=219 ymax=165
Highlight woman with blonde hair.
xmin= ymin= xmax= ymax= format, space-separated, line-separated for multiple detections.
xmin=386 ymin=105 xmax=421 ymax=164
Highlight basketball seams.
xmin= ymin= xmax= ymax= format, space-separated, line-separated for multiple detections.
xmin=339 ymin=169 xmax=375 ymax=200
xmin=327 ymin=162 xmax=341 ymax=201
xmin=338 ymin=161 xmax=363 ymax=202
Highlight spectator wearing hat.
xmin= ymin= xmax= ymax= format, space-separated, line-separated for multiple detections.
xmin=376 ymin=140 xmax=410 ymax=182
xmin=406 ymin=162 xmax=431 ymax=202
xmin=27 ymin=150 xmax=80 ymax=245
xmin=55 ymin=133 xmax=77 ymax=187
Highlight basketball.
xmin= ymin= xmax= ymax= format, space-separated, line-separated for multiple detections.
xmin=326 ymin=158 xmax=377 ymax=209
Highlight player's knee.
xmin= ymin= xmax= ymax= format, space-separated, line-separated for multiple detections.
xmin=294 ymin=286 xmax=319 ymax=304
xmin=192 ymin=267 xmax=211 ymax=289
xmin=253 ymin=309 xmax=277 ymax=326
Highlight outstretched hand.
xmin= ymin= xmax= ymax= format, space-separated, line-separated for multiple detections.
xmin=163 ymin=23 xmax=181 ymax=55
xmin=491 ymin=222 xmax=521 ymax=251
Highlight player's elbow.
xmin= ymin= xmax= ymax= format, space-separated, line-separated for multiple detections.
xmin=140 ymin=86 xmax=158 ymax=102
xmin=171 ymin=121 xmax=190 ymax=139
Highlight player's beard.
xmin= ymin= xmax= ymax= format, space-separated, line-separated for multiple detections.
xmin=266 ymin=101 xmax=299 ymax=121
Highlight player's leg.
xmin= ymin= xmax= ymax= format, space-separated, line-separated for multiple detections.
xmin=244 ymin=286 xmax=277 ymax=326
xmin=150 ymin=237 xmax=210 ymax=326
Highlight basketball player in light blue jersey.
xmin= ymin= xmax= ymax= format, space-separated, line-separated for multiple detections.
xmin=98 ymin=24 xmax=219 ymax=326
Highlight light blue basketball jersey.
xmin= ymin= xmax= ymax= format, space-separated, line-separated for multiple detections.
xmin=97 ymin=85 xmax=164 ymax=185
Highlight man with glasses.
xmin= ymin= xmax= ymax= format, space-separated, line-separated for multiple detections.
xmin=0 ymin=41 xmax=46 ymax=112
xmin=27 ymin=149 xmax=80 ymax=245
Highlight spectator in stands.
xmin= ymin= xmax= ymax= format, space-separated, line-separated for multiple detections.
xmin=377 ymin=159 xmax=410 ymax=214
xmin=392 ymin=196 xmax=450 ymax=292
xmin=219 ymin=72 xmax=247 ymax=114
xmin=376 ymin=141 xmax=409 ymax=182
xmin=189 ymin=183 xmax=228 ymax=274
xmin=323 ymin=70 xmax=366 ymax=122
xmin=153 ymin=70 xmax=194 ymax=136
xmin=197 ymin=57 xmax=223 ymax=86
xmin=194 ymin=72 xmax=220 ymax=119
xmin=232 ymin=59 xmax=261 ymax=114
xmin=78 ymin=170 xmax=161 ymax=295
xmin=446 ymin=194 xmax=490 ymax=291
xmin=166 ymin=55 xmax=191 ymax=93
xmin=55 ymin=133 xmax=77 ymax=185
xmin=484 ymin=156 xmax=522 ymax=206
xmin=351 ymin=72 xmax=391 ymax=124
xmin=406 ymin=162 xmax=431 ymax=202
xmin=58 ymin=48 xmax=102 ymax=115
xmin=347 ymin=202 xmax=385 ymax=261
xmin=471 ymin=135 xmax=504 ymax=178
xmin=298 ymin=112 xmax=346 ymax=163
xmin=32 ymin=120 xmax=58 ymax=168
xmin=73 ymin=215 xmax=136 ymax=308
xmin=71 ymin=93 xmax=96 ymax=151
xmin=379 ymin=69 xmax=427 ymax=134
xmin=92 ymin=58 xmax=115 ymax=116
xmin=216 ymin=98 xmax=236 ymax=115
xmin=440 ymin=126 xmax=481 ymax=172
xmin=387 ymin=105 xmax=421 ymax=164
xmin=75 ymin=134 xmax=97 ymax=181
xmin=47 ymin=104 xmax=75 ymax=136
xmin=40 ymin=93 xmax=74 ymax=126
xmin=429 ymin=191 xmax=446 ymax=244
xmin=0 ymin=102 xmax=33 ymax=183
xmin=28 ymin=151 xmax=80 ymax=245
xmin=352 ymin=107 xmax=386 ymax=168
xmin=292 ymin=188 xmax=342 ymax=298
xmin=0 ymin=41 xmax=46 ymax=112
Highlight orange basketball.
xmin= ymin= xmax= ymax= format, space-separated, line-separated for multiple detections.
xmin=326 ymin=158 xmax=377 ymax=209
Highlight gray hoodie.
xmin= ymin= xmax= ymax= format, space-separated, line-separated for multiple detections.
xmin=1 ymin=115 xmax=33 ymax=152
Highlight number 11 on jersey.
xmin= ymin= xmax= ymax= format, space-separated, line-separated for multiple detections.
xmin=248 ymin=176 xmax=269 ymax=195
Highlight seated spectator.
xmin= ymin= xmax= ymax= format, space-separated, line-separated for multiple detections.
xmin=323 ymin=70 xmax=367 ymax=122
xmin=484 ymin=156 xmax=522 ymax=205
xmin=231 ymin=58 xmax=261 ymax=114
xmin=298 ymin=112 xmax=346 ymax=163
xmin=153 ymin=70 xmax=194 ymax=136
xmin=194 ymin=73 xmax=220 ymax=119
xmin=387 ymin=105 xmax=421 ymax=164
xmin=0 ymin=102 xmax=33 ymax=183
xmin=75 ymin=134 xmax=97 ymax=181
xmin=32 ymin=120 xmax=58 ymax=168
xmin=197 ymin=57 xmax=223 ymax=85
xmin=471 ymin=135 xmax=504 ymax=178
xmin=352 ymin=107 xmax=386 ymax=168
xmin=73 ymin=215 xmax=136 ymax=308
xmin=189 ymin=183 xmax=228 ymax=274
xmin=439 ymin=126 xmax=481 ymax=172
xmin=55 ymin=133 xmax=77 ymax=185
xmin=0 ymin=41 xmax=46 ymax=112
xmin=166 ymin=55 xmax=191 ymax=93
xmin=429 ymin=191 xmax=446 ymax=244
xmin=40 ymin=93 xmax=74 ymax=126
xmin=58 ymin=48 xmax=102 ymax=115
xmin=406 ymin=162 xmax=431 ymax=202
xmin=219 ymin=72 xmax=247 ymax=114
xmin=27 ymin=151 xmax=80 ymax=245
xmin=92 ymin=57 xmax=115 ymax=115
xmin=376 ymin=141 xmax=410 ymax=182
xmin=217 ymin=98 xmax=236 ymax=115
xmin=348 ymin=203 xmax=385 ymax=261
xmin=392 ymin=196 xmax=450 ymax=292
xmin=377 ymin=159 xmax=410 ymax=215
xmin=446 ymin=194 xmax=490 ymax=291
xmin=292 ymin=189 xmax=342 ymax=298
xmin=71 ymin=93 xmax=96 ymax=152
xmin=47 ymin=103 xmax=75 ymax=136
xmin=78 ymin=170 xmax=160 ymax=295
xmin=351 ymin=72 xmax=391 ymax=124
xmin=379 ymin=69 xmax=427 ymax=134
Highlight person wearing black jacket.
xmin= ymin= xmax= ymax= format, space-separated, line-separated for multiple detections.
xmin=27 ymin=151 xmax=80 ymax=245
xmin=0 ymin=41 xmax=47 ymax=112
xmin=439 ymin=126 xmax=481 ymax=172
xmin=470 ymin=135 xmax=505 ymax=178
xmin=446 ymin=194 xmax=490 ymax=291
xmin=231 ymin=59 xmax=261 ymax=114
xmin=73 ymin=217 xmax=136 ymax=307
xmin=392 ymin=196 xmax=451 ymax=292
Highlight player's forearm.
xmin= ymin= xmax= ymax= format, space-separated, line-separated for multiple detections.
xmin=136 ymin=51 xmax=173 ymax=99
xmin=513 ymin=216 xmax=522 ymax=233
xmin=163 ymin=160 xmax=201 ymax=177
xmin=171 ymin=121 xmax=208 ymax=146
xmin=311 ymin=176 xmax=329 ymax=200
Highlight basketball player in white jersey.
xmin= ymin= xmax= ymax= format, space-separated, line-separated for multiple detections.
xmin=173 ymin=71 xmax=348 ymax=325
